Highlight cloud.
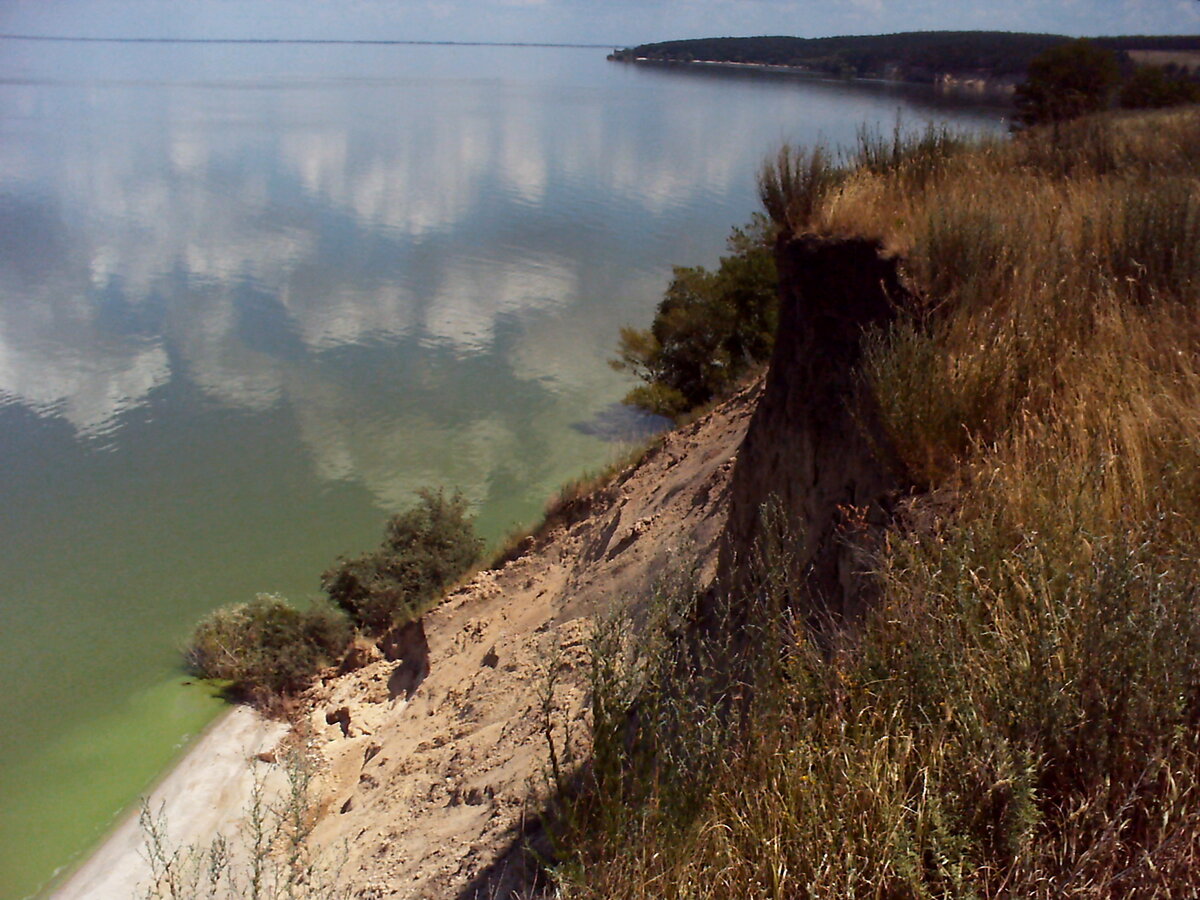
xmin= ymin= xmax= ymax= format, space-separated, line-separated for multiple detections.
xmin=2 ymin=0 xmax=1198 ymax=44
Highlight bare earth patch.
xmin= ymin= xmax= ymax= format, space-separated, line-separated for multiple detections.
xmin=300 ymin=381 xmax=759 ymax=899
xmin=48 ymin=382 xmax=757 ymax=900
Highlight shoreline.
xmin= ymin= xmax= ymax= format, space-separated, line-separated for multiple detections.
xmin=47 ymin=705 xmax=288 ymax=900
xmin=613 ymin=56 xmax=1018 ymax=101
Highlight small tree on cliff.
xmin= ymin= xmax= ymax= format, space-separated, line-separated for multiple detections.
xmin=612 ymin=217 xmax=778 ymax=418
xmin=322 ymin=488 xmax=482 ymax=632
xmin=1014 ymin=39 xmax=1120 ymax=127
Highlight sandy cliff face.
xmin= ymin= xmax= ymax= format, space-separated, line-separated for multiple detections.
xmin=299 ymin=381 xmax=759 ymax=899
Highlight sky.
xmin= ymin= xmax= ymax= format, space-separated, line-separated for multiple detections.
xmin=0 ymin=0 xmax=1198 ymax=46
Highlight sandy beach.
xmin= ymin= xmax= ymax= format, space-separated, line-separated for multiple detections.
xmin=50 ymin=706 xmax=288 ymax=900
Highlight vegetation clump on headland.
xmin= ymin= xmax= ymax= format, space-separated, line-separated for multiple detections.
xmin=185 ymin=488 xmax=482 ymax=707
xmin=548 ymin=106 xmax=1200 ymax=898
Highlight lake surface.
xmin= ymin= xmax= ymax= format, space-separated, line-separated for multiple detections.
xmin=0 ymin=39 xmax=1005 ymax=898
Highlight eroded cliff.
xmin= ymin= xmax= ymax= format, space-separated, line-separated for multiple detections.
xmin=298 ymin=235 xmax=914 ymax=898
xmin=716 ymin=234 xmax=911 ymax=628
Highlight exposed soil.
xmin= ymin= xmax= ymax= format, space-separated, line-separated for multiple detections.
xmin=299 ymin=380 xmax=760 ymax=899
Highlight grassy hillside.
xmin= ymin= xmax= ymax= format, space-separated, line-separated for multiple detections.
xmin=611 ymin=31 xmax=1200 ymax=83
xmin=553 ymin=109 xmax=1200 ymax=898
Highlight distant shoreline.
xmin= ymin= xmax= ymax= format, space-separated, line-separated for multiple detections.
xmin=616 ymin=56 xmax=1019 ymax=102
xmin=609 ymin=31 xmax=1200 ymax=101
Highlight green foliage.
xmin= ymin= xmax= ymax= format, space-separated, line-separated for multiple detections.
xmin=1120 ymin=64 xmax=1200 ymax=109
xmin=322 ymin=488 xmax=482 ymax=632
xmin=185 ymin=594 xmax=351 ymax=702
xmin=612 ymin=218 xmax=777 ymax=418
xmin=1014 ymin=39 xmax=1121 ymax=126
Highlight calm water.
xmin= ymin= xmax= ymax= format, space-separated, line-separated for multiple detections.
xmin=0 ymin=40 xmax=1005 ymax=898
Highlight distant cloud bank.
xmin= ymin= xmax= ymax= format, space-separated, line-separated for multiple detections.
xmin=2 ymin=0 xmax=1198 ymax=46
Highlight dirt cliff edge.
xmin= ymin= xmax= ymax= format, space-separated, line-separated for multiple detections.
xmin=300 ymin=235 xmax=913 ymax=898
xmin=300 ymin=381 xmax=759 ymax=899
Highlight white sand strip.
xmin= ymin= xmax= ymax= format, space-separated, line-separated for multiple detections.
xmin=50 ymin=706 xmax=288 ymax=900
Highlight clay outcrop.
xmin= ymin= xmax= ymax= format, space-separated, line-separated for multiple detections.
xmin=715 ymin=234 xmax=911 ymax=634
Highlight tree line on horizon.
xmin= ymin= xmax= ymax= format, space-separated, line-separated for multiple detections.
xmin=610 ymin=31 xmax=1200 ymax=87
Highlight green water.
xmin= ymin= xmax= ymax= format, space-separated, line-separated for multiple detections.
xmin=0 ymin=38 xmax=1005 ymax=898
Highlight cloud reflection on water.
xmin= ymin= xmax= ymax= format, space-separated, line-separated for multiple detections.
xmin=0 ymin=44 xmax=1003 ymax=503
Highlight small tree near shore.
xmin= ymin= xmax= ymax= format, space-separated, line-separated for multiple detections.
xmin=322 ymin=488 xmax=482 ymax=632
xmin=1014 ymin=39 xmax=1121 ymax=127
xmin=612 ymin=217 xmax=777 ymax=418
xmin=185 ymin=594 xmax=352 ymax=704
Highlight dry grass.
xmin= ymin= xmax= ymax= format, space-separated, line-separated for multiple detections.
xmin=837 ymin=110 xmax=1200 ymax=491
xmin=552 ymin=108 xmax=1200 ymax=899
xmin=141 ymin=747 xmax=349 ymax=900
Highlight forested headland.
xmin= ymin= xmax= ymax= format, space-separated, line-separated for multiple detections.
xmin=609 ymin=31 xmax=1200 ymax=93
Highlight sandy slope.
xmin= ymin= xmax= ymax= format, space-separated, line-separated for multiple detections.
xmin=300 ymin=381 xmax=759 ymax=899
xmin=49 ymin=381 xmax=757 ymax=900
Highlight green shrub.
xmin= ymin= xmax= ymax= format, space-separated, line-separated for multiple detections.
xmin=612 ymin=218 xmax=777 ymax=418
xmin=322 ymin=488 xmax=482 ymax=632
xmin=185 ymin=594 xmax=351 ymax=702
xmin=1014 ymin=39 xmax=1121 ymax=127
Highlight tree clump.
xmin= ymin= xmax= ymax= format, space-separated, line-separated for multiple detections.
xmin=185 ymin=594 xmax=352 ymax=704
xmin=1015 ymin=40 xmax=1200 ymax=128
xmin=612 ymin=217 xmax=778 ymax=418
xmin=1119 ymin=63 xmax=1200 ymax=109
xmin=1014 ymin=39 xmax=1122 ymax=126
xmin=322 ymin=488 xmax=483 ymax=632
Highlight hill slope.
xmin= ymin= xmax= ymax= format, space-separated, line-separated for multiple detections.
xmin=299 ymin=382 xmax=759 ymax=898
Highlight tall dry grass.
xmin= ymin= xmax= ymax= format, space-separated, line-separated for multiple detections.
xmin=552 ymin=108 xmax=1200 ymax=899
